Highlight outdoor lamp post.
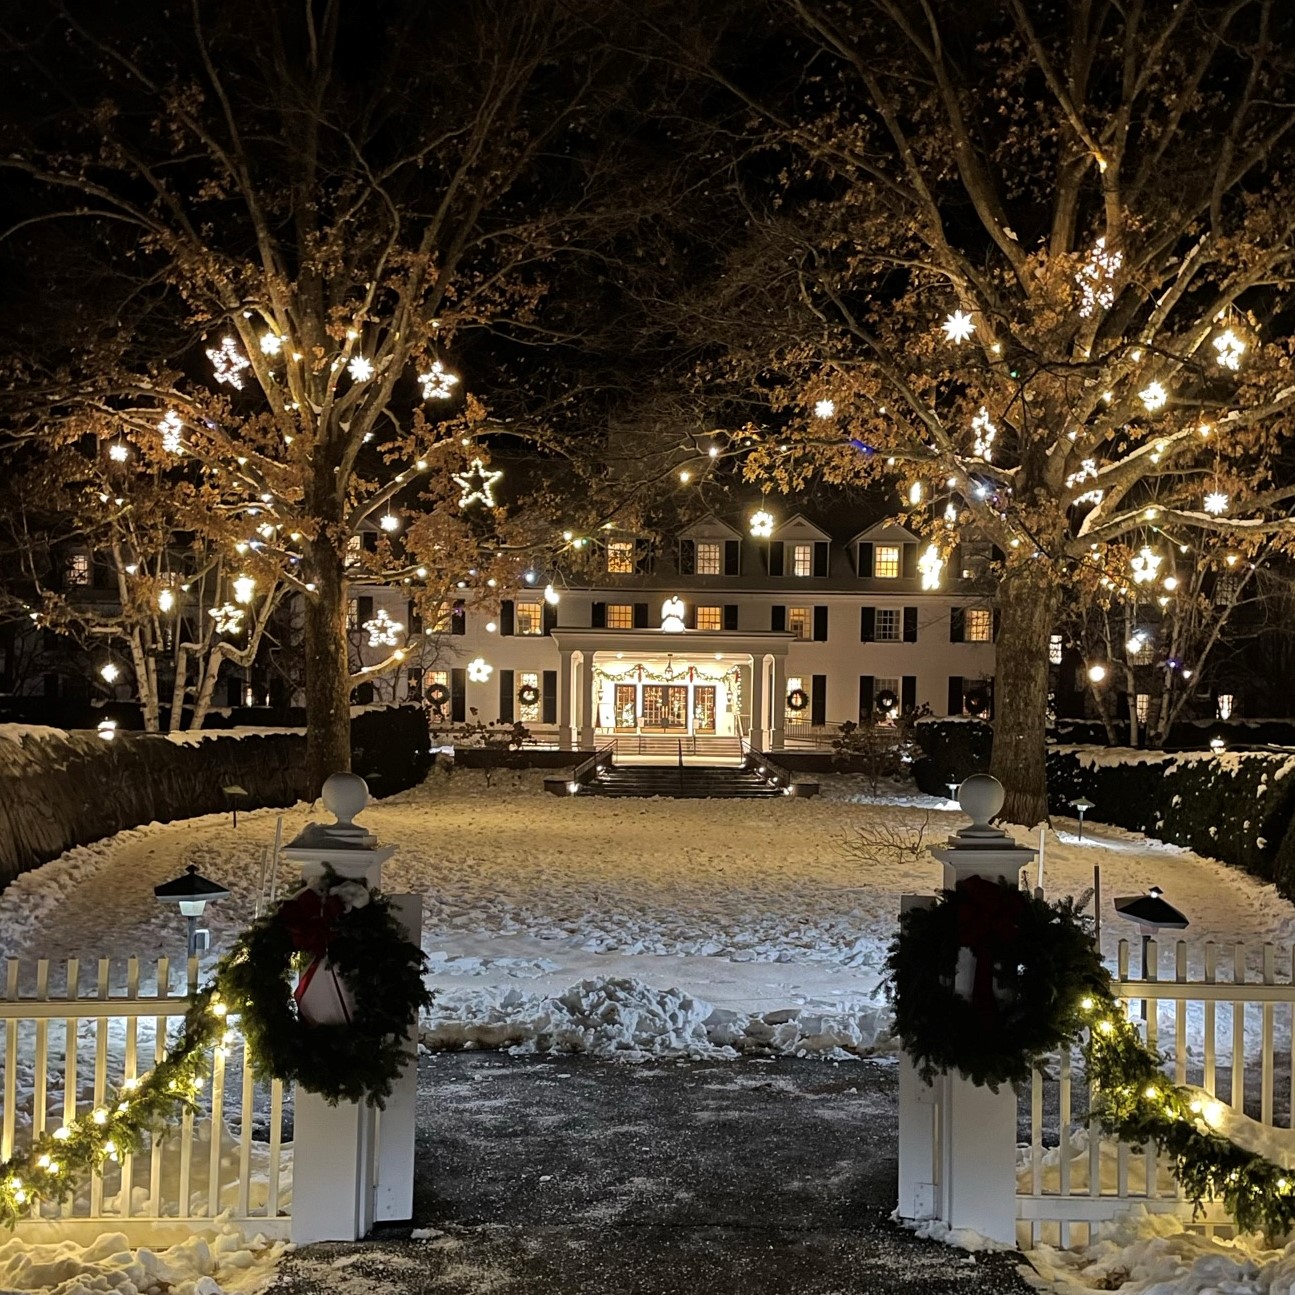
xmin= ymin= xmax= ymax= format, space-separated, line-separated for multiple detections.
xmin=223 ymin=783 xmax=249 ymax=827
xmin=1072 ymin=796 xmax=1095 ymax=839
xmin=1113 ymin=885 xmax=1190 ymax=1016
xmin=154 ymin=864 xmax=229 ymax=958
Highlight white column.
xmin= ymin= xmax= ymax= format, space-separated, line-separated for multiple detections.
xmin=579 ymin=651 xmax=596 ymax=749
xmin=291 ymin=1090 xmax=376 ymax=1243
xmin=770 ymin=654 xmax=787 ymax=750
xmin=749 ymin=657 xmax=765 ymax=748
xmin=557 ymin=649 xmax=574 ymax=749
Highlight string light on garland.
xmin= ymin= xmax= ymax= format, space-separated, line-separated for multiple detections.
xmin=749 ymin=510 xmax=774 ymax=538
xmin=208 ymin=603 xmax=245 ymax=635
xmin=466 ymin=656 xmax=493 ymax=683
xmin=159 ymin=410 xmax=183 ymax=454
xmin=363 ymin=608 xmax=404 ymax=648
xmin=1213 ymin=329 xmax=1246 ymax=371
xmin=813 ymin=398 xmax=836 ymax=418
xmin=419 ymin=361 xmax=459 ymax=401
xmin=233 ymin=574 xmax=256 ymax=605
xmin=971 ymin=407 xmax=996 ymax=461
xmin=206 ymin=336 xmax=250 ymax=389
xmin=452 ymin=459 xmax=503 ymax=509
xmin=941 ymin=309 xmax=975 ymax=343
xmin=1076 ymin=236 xmax=1123 ymax=317
xmin=1139 ymin=381 xmax=1168 ymax=413
xmin=1131 ymin=546 xmax=1163 ymax=584
xmin=1204 ymin=490 xmax=1230 ymax=516
xmin=918 ymin=543 xmax=944 ymax=591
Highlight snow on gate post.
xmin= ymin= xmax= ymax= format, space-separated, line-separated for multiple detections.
xmin=896 ymin=774 xmax=1036 ymax=1247
xmin=281 ymin=772 xmax=423 ymax=1244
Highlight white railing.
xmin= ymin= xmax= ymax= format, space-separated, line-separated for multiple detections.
xmin=1 ymin=955 xmax=291 ymax=1243
xmin=1017 ymin=937 xmax=1295 ymax=1249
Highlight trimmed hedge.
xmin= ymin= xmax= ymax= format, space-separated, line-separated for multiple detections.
xmin=0 ymin=706 xmax=431 ymax=890
xmin=1046 ymin=747 xmax=1295 ymax=900
xmin=912 ymin=719 xmax=994 ymax=796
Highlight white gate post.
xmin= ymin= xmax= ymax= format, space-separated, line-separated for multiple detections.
xmin=895 ymin=774 xmax=1036 ymax=1248
xmin=281 ymin=773 xmax=421 ymax=1244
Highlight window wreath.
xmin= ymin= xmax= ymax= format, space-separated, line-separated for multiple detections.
xmin=517 ymin=683 xmax=540 ymax=706
xmin=427 ymin=682 xmax=451 ymax=706
xmin=786 ymin=687 xmax=809 ymax=711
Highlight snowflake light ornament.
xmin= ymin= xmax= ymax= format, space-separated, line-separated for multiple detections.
xmin=466 ymin=656 xmax=493 ymax=683
xmin=419 ymin=361 xmax=460 ymax=401
xmin=452 ymin=459 xmax=503 ymax=509
xmin=1204 ymin=491 xmax=1230 ymax=516
xmin=208 ymin=603 xmax=245 ymax=634
xmin=158 ymin=410 xmax=183 ymax=453
xmin=1075 ymin=237 xmax=1123 ymax=317
xmin=971 ymin=407 xmax=996 ymax=461
xmin=206 ymin=336 xmax=251 ymax=389
xmin=1130 ymin=546 xmax=1162 ymax=584
xmin=347 ymin=355 xmax=374 ymax=382
xmin=260 ymin=332 xmax=283 ymax=356
xmin=748 ymin=510 xmax=774 ymax=538
xmin=108 ymin=442 xmax=129 ymax=462
xmin=941 ymin=310 xmax=975 ymax=344
xmin=813 ymin=399 xmax=836 ymax=419
xmin=1139 ymin=381 xmax=1168 ymax=413
xmin=233 ymin=574 xmax=257 ymax=605
xmin=364 ymin=607 xmax=404 ymax=648
xmin=918 ymin=543 xmax=944 ymax=590
xmin=1212 ymin=329 xmax=1245 ymax=371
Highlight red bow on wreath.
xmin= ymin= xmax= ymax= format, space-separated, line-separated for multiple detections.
xmin=279 ymin=886 xmax=351 ymax=1024
xmin=954 ymin=875 xmax=1027 ymax=1019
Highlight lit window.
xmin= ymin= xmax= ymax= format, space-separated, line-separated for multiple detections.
xmin=520 ymin=671 xmax=541 ymax=723
xmin=961 ymin=542 xmax=992 ymax=579
xmin=874 ymin=545 xmax=901 ymax=578
xmin=792 ymin=543 xmax=813 ymax=576
xmin=425 ymin=669 xmax=449 ymax=716
xmin=874 ymin=677 xmax=900 ymax=718
xmin=1214 ymin=574 xmax=1241 ymax=606
xmin=876 ymin=609 xmax=900 ymax=641
xmin=516 ymin=601 xmax=544 ymax=635
xmin=346 ymin=599 xmax=358 ymax=629
xmin=429 ymin=603 xmax=451 ymax=633
xmin=66 ymin=553 xmax=91 ymax=586
xmin=1136 ymin=693 xmax=1150 ymax=723
xmin=1049 ymin=634 xmax=1063 ymax=665
xmin=695 ymin=605 xmax=723 ymax=631
xmin=785 ymin=675 xmax=805 ymax=721
xmin=607 ymin=540 xmax=635 ymax=574
xmin=966 ymin=609 xmax=993 ymax=642
xmin=787 ymin=607 xmax=809 ymax=639
xmin=344 ymin=535 xmax=362 ymax=567
xmin=606 ymin=604 xmax=634 ymax=629
xmin=696 ymin=542 xmax=721 ymax=575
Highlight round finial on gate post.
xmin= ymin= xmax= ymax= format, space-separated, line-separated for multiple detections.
xmin=958 ymin=773 xmax=1004 ymax=828
xmin=322 ymin=771 xmax=369 ymax=826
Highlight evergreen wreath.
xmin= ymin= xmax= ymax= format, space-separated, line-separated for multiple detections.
xmin=786 ymin=687 xmax=809 ymax=711
xmin=886 ymin=876 xmax=1109 ymax=1091
xmin=217 ymin=876 xmax=432 ymax=1108
xmin=517 ymin=683 xmax=540 ymax=706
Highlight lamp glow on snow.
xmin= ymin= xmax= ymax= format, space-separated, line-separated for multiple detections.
xmin=1071 ymin=796 xmax=1095 ymax=840
xmin=154 ymin=864 xmax=229 ymax=958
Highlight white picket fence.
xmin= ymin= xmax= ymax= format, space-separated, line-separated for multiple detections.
xmin=1018 ymin=937 xmax=1295 ymax=1249
xmin=0 ymin=954 xmax=291 ymax=1243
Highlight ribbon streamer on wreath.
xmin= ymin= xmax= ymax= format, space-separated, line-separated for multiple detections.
xmin=953 ymin=875 xmax=1026 ymax=1019
xmin=279 ymin=885 xmax=355 ymax=1026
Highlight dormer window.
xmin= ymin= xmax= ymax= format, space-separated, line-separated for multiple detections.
xmin=607 ymin=540 xmax=635 ymax=574
xmin=791 ymin=543 xmax=814 ymax=576
xmin=695 ymin=541 xmax=721 ymax=575
xmin=874 ymin=545 xmax=901 ymax=578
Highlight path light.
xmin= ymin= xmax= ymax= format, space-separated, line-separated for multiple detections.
xmin=222 ymin=783 xmax=249 ymax=828
xmin=947 ymin=781 xmax=960 ymax=803
xmin=1072 ymin=796 xmax=1095 ymax=840
xmin=97 ymin=719 xmax=117 ymax=742
xmin=1114 ymin=886 xmax=1190 ymax=1012
xmin=154 ymin=864 xmax=230 ymax=958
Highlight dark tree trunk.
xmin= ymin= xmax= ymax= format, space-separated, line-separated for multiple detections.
xmin=304 ymin=543 xmax=351 ymax=797
xmin=989 ymin=563 xmax=1058 ymax=827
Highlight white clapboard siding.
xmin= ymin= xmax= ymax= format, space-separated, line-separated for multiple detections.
xmin=1017 ymin=938 xmax=1295 ymax=1250
xmin=0 ymin=955 xmax=291 ymax=1243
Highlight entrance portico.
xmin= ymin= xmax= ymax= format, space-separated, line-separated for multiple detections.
xmin=550 ymin=629 xmax=795 ymax=751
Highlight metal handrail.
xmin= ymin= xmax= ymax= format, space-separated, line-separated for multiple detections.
xmin=571 ymin=741 xmax=616 ymax=786
xmin=741 ymin=737 xmax=796 ymax=790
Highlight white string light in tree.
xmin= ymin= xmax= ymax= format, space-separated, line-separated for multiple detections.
xmin=452 ymin=459 xmax=503 ymax=509
xmin=918 ymin=543 xmax=945 ymax=590
xmin=363 ymin=607 xmax=403 ymax=648
xmin=419 ymin=361 xmax=460 ymax=401
xmin=233 ymin=574 xmax=256 ymax=605
xmin=971 ymin=407 xmax=996 ymax=461
xmin=206 ymin=337 xmax=251 ymax=389
xmin=158 ymin=410 xmax=183 ymax=453
xmin=1076 ymin=237 xmax=1122 ymax=317
xmin=1130 ymin=546 xmax=1162 ymax=584
xmin=1213 ymin=329 xmax=1246 ymax=371
xmin=941 ymin=310 xmax=975 ymax=343
xmin=1139 ymin=381 xmax=1168 ymax=412
xmin=208 ymin=603 xmax=245 ymax=634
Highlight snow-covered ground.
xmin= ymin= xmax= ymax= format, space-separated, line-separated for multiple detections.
xmin=2 ymin=765 xmax=1294 ymax=1292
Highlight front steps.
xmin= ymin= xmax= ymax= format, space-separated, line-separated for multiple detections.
xmin=582 ymin=763 xmax=790 ymax=799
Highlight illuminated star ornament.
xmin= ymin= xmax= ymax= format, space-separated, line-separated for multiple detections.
xmin=1075 ymin=237 xmax=1123 ymax=317
xmin=419 ymin=361 xmax=460 ymax=401
xmin=108 ymin=442 xmax=129 ymax=462
xmin=941 ymin=310 xmax=975 ymax=344
xmin=158 ymin=410 xmax=183 ymax=454
xmin=1204 ymin=491 xmax=1230 ymax=516
xmin=364 ymin=607 xmax=404 ymax=648
xmin=453 ymin=459 xmax=503 ymax=509
xmin=813 ymin=399 xmax=836 ymax=419
xmin=1213 ymin=329 xmax=1246 ymax=371
xmin=347 ymin=355 xmax=374 ymax=382
xmin=206 ymin=336 xmax=251 ymax=389
xmin=208 ymin=603 xmax=245 ymax=635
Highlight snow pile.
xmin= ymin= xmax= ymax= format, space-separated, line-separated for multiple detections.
xmin=0 ymin=1224 xmax=286 ymax=1295
xmin=1027 ymin=1206 xmax=1295 ymax=1293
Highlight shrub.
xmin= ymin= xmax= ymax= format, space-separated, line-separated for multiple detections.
xmin=912 ymin=718 xmax=993 ymax=796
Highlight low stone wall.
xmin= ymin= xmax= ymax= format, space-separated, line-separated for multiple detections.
xmin=0 ymin=707 xmax=431 ymax=890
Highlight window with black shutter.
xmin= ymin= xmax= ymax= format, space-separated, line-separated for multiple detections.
xmin=542 ymin=670 xmax=557 ymax=724
xmin=499 ymin=600 xmax=515 ymax=636
xmin=813 ymin=542 xmax=829 ymax=577
xmin=678 ymin=540 xmax=695 ymax=575
xmin=771 ymin=605 xmax=786 ymax=632
xmin=903 ymin=607 xmax=918 ymax=642
xmin=591 ymin=601 xmax=606 ymax=628
xmin=542 ymin=602 xmax=558 ymax=635
xmin=813 ymin=606 xmax=829 ymax=641
xmin=634 ymin=539 xmax=653 ymax=575
xmin=451 ymin=668 xmax=467 ymax=721
xmin=633 ymin=602 xmax=649 ymax=629
xmin=949 ymin=607 xmax=965 ymax=642
xmin=902 ymin=544 xmax=918 ymax=579
xmin=992 ymin=608 xmax=1001 ymax=641
xmin=947 ymin=675 xmax=964 ymax=715
xmin=857 ymin=543 xmax=874 ymax=578
xmin=811 ymin=675 xmax=827 ymax=726
xmin=902 ymin=675 xmax=917 ymax=712
xmin=858 ymin=675 xmax=874 ymax=722
xmin=860 ymin=607 xmax=876 ymax=642
xmin=498 ymin=670 xmax=515 ymax=723
xmin=356 ymin=595 xmax=374 ymax=625
xmin=451 ymin=599 xmax=466 ymax=635
xmin=408 ymin=600 xmax=423 ymax=635
xmin=769 ymin=542 xmax=784 ymax=576
xmin=723 ymin=605 xmax=739 ymax=630
xmin=724 ymin=541 xmax=740 ymax=575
